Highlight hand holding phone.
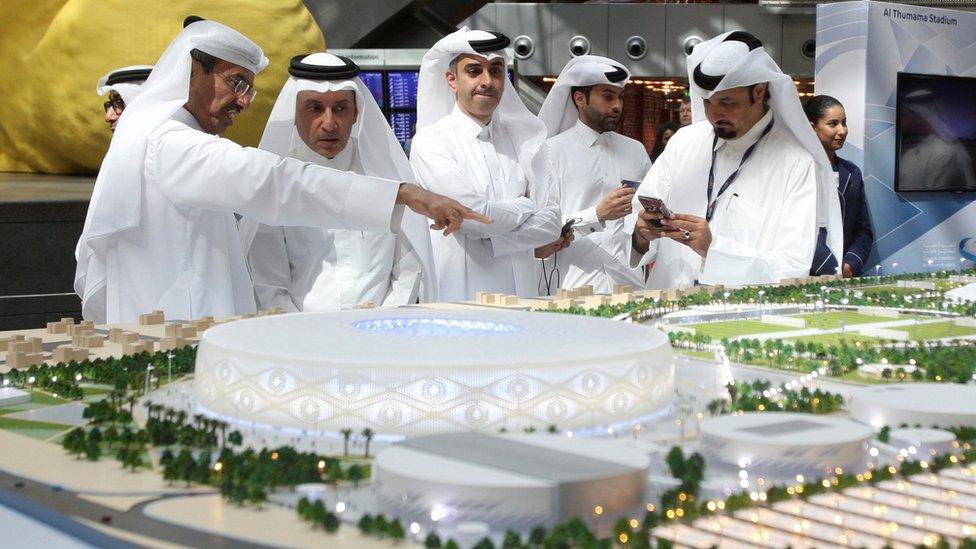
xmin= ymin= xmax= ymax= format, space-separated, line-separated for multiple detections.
xmin=560 ymin=218 xmax=578 ymax=237
xmin=638 ymin=196 xmax=673 ymax=228
xmin=621 ymin=179 xmax=641 ymax=190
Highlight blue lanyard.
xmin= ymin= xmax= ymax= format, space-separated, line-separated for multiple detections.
xmin=705 ymin=118 xmax=774 ymax=222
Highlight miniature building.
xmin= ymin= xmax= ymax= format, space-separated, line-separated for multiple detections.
xmin=0 ymin=334 xmax=26 ymax=351
xmin=138 ymin=310 xmax=165 ymax=325
xmin=6 ymin=351 xmax=45 ymax=368
xmin=611 ymin=283 xmax=634 ymax=295
xmin=577 ymin=285 xmax=594 ymax=297
xmin=357 ymin=300 xmax=375 ymax=309
xmin=582 ymin=295 xmax=609 ymax=310
xmin=67 ymin=321 xmax=95 ymax=337
xmin=500 ymin=295 xmax=519 ymax=306
xmin=53 ymin=345 xmax=89 ymax=363
xmin=46 ymin=317 xmax=75 ymax=334
xmin=555 ymin=288 xmax=582 ymax=300
xmin=9 ymin=338 xmax=43 ymax=354
xmin=122 ymin=340 xmax=153 ymax=355
xmin=662 ymin=288 xmax=681 ymax=301
xmin=71 ymin=334 xmax=104 ymax=348
xmin=610 ymin=292 xmax=633 ymax=305
xmin=553 ymin=298 xmax=577 ymax=309
xmin=529 ymin=300 xmax=557 ymax=311
xmin=157 ymin=337 xmax=187 ymax=352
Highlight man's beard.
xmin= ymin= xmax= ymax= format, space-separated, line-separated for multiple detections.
xmin=713 ymin=125 xmax=737 ymax=139
xmin=586 ymin=105 xmax=619 ymax=132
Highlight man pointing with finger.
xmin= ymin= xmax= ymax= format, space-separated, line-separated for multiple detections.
xmin=75 ymin=18 xmax=487 ymax=323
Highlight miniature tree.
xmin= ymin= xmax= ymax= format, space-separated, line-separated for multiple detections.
xmin=84 ymin=436 xmax=102 ymax=461
xmin=665 ymin=446 xmax=686 ymax=479
xmin=424 ymin=532 xmax=443 ymax=548
xmin=472 ymin=537 xmax=494 ymax=549
xmin=387 ymin=519 xmax=406 ymax=543
xmin=62 ymin=428 xmax=86 ymax=458
xmin=227 ymin=430 xmax=243 ymax=447
xmin=528 ymin=525 xmax=547 ymax=547
xmin=373 ymin=514 xmax=389 ymax=538
xmin=357 ymin=514 xmax=375 ymax=535
xmin=347 ymin=463 xmax=365 ymax=486
xmin=361 ymin=428 xmax=374 ymax=458
xmin=501 ymin=530 xmax=522 ymax=549
xmin=340 ymin=428 xmax=352 ymax=456
xmin=613 ymin=517 xmax=633 ymax=541
xmin=322 ymin=511 xmax=340 ymax=533
xmin=444 ymin=541 xmax=460 ymax=549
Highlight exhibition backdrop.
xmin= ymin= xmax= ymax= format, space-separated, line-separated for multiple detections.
xmin=816 ymin=1 xmax=976 ymax=275
xmin=0 ymin=1 xmax=325 ymax=175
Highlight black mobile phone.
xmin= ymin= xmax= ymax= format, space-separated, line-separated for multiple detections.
xmin=638 ymin=196 xmax=673 ymax=228
xmin=560 ymin=218 xmax=577 ymax=237
xmin=621 ymin=179 xmax=641 ymax=190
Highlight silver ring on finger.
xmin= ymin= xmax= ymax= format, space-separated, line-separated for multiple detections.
xmin=683 ymin=230 xmax=692 ymax=240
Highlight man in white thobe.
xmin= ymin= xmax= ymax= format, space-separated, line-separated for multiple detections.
xmin=242 ymin=53 xmax=434 ymax=311
xmin=410 ymin=28 xmax=566 ymax=301
xmin=97 ymin=65 xmax=152 ymax=132
xmin=630 ymin=31 xmax=839 ymax=289
xmin=537 ymin=55 xmax=649 ymax=293
xmin=74 ymin=18 xmax=486 ymax=323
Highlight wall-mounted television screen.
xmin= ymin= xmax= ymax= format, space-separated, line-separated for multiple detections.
xmin=895 ymin=72 xmax=976 ymax=192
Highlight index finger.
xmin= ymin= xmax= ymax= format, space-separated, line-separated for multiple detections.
xmin=668 ymin=213 xmax=703 ymax=223
xmin=461 ymin=209 xmax=493 ymax=224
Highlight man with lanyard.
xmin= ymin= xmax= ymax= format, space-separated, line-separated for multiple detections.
xmin=629 ymin=31 xmax=838 ymax=289
xmin=242 ymin=53 xmax=435 ymax=310
xmin=536 ymin=55 xmax=648 ymax=293
xmin=74 ymin=18 xmax=488 ymax=323
xmin=96 ymin=65 xmax=152 ymax=132
xmin=410 ymin=28 xmax=566 ymax=301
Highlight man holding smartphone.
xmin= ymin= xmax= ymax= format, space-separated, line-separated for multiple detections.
xmin=537 ymin=55 xmax=650 ymax=293
xmin=630 ymin=31 xmax=830 ymax=289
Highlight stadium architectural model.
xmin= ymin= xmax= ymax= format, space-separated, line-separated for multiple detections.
xmin=1 ymin=270 xmax=976 ymax=548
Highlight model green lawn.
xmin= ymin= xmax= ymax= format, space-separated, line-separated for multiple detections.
xmin=680 ymin=311 xmax=897 ymax=340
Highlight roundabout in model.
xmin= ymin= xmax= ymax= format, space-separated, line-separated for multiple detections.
xmin=193 ymin=309 xmax=674 ymax=436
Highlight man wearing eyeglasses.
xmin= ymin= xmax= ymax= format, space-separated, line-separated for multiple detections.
xmin=75 ymin=17 xmax=489 ymax=324
xmin=96 ymin=65 xmax=152 ymax=132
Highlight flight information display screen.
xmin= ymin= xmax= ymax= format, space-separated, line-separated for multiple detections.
xmin=359 ymin=71 xmax=384 ymax=108
xmin=387 ymin=71 xmax=420 ymax=109
xmin=389 ymin=111 xmax=418 ymax=145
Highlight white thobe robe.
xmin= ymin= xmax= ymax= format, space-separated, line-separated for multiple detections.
xmin=410 ymin=104 xmax=561 ymax=301
xmin=245 ymin=145 xmax=422 ymax=311
xmin=631 ymin=111 xmax=818 ymax=289
xmin=100 ymin=108 xmax=401 ymax=323
xmin=543 ymin=119 xmax=650 ymax=293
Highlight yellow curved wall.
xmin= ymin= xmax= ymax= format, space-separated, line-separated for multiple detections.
xmin=0 ymin=1 xmax=325 ymax=175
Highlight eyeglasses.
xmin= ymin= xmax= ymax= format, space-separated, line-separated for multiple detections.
xmin=103 ymin=97 xmax=125 ymax=115
xmin=222 ymin=74 xmax=257 ymax=101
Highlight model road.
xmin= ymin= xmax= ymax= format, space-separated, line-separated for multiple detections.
xmin=0 ymin=468 xmax=276 ymax=548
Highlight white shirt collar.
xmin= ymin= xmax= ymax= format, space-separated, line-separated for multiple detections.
xmin=174 ymin=107 xmax=205 ymax=132
xmin=714 ymin=109 xmax=773 ymax=153
xmin=572 ymin=118 xmax=610 ymax=148
xmin=451 ymin=102 xmax=494 ymax=142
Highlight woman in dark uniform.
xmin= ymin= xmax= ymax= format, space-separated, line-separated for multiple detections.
xmin=806 ymin=95 xmax=874 ymax=278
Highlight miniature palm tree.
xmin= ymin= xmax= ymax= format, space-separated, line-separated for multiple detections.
xmin=361 ymin=427 xmax=374 ymax=458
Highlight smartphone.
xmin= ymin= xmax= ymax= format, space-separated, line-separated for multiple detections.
xmin=621 ymin=179 xmax=641 ymax=190
xmin=560 ymin=218 xmax=577 ymax=237
xmin=638 ymin=196 xmax=672 ymax=229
